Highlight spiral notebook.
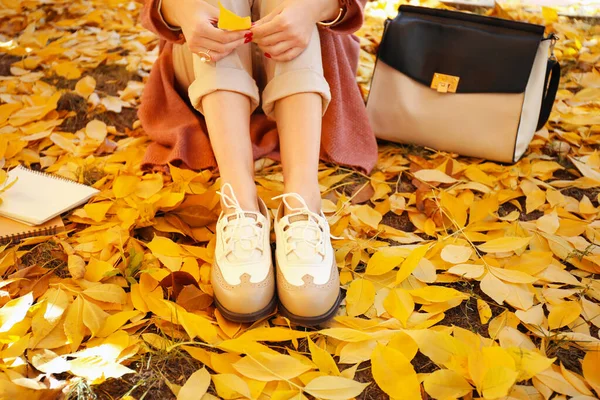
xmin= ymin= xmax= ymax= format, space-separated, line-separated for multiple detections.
xmin=0 ymin=165 xmax=100 ymax=226
xmin=0 ymin=215 xmax=65 ymax=244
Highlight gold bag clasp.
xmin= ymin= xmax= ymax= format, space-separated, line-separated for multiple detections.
xmin=431 ymin=73 xmax=460 ymax=93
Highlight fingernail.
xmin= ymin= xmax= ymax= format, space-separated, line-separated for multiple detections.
xmin=264 ymin=52 xmax=271 ymax=58
xmin=244 ymin=32 xmax=252 ymax=39
xmin=244 ymin=36 xmax=252 ymax=44
xmin=251 ymin=22 xmax=256 ymax=26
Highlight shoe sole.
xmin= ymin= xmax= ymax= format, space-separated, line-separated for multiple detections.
xmin=278 ymin=289 xmax=343 ymax=327
xmin=214 ymin=295 xmax=277 ymax=324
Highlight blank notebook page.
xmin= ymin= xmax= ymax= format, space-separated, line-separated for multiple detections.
xmin=0 ymin=166 xmax=100 ymax=226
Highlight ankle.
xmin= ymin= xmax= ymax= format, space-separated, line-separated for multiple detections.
xmin=282 ymin=187 xmax=322 ymax=214
xmin=219 ymin=182 xmax=259 ymax=214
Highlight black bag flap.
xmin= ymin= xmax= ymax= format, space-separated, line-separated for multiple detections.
xmin=379 ymin=6 xmax=546 ymax=94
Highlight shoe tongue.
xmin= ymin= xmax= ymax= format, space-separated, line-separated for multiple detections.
xmin=225 ymin=213 xmax=262 ymax=263
xmin=285 ymin=214 xmax=323 ymax=263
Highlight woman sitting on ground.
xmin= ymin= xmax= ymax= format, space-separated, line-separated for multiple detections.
xmin=139 ymin=0 xmax=377 ymax=325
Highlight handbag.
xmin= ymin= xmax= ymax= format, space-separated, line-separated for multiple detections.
xmin=366 ymin=5 xmax=561 ymax=163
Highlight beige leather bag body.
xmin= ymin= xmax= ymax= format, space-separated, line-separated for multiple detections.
xmin=366 ymin=5 xmax=560 ymax=163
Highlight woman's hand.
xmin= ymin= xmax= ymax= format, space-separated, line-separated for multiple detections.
xmin=251 ymin=0 xmax=340 ymax=62
xmin=161 ymin=0 xmax=251 ymax=62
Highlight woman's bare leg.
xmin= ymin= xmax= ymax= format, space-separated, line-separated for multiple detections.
xmin=203 ymin=91 xmax=259 ymax=212
xmin=274 ymin=93 xmax=323 ymax=213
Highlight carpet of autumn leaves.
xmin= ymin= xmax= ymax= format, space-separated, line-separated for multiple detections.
xmin=0 ymin=0 xmax=600 ymax=399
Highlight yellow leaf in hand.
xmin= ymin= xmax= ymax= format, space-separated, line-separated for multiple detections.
xmin=345 ymin=278 xmax=375 ymax=317
xmin=371 ymin=344 xmax=421 ymax=399
xmin=548 ymin=301 xmax=582 ymax=330
xmin=424 ymin=369 xmax=473 ymax=400
xmin=178 ymin=367 xmax=210 ymax=400
xmin=218 ymin=2 xmax=251 ymax=31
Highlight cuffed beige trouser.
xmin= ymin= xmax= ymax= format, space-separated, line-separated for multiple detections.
xmin=171 ymin=0 xmax=332 ymax=119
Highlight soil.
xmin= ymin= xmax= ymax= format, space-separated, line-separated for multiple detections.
xmin=94 ymin=342 xmax=215 ymax=400
xmin=0 ymin=53 xmax=22 ymax=76
xmin=43 ymin=64 xmax=141 ymax=96
xmin=381 ymin=211 xmax=416 ymax=232
xmin=57 ymin=92 xmax=138 ymax=133
xmin=352 ymin=361 xmax=389 ymax=400
xmin=20 ymin=241 xmax=68 ymax=277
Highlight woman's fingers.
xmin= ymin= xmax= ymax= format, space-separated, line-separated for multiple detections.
xmin=203 ymin=23 xmax=249 ymax=44
xmin=261 ymin=40 xmax=295 ymax=57
xmin=270 ymin=46 xmax=304 ymax=62
xmin=252 ymin=14 xmax=287 ymax=39
xmin=189 ymin=37 xmax=245 ymax=57
xmin=252 ymin=4 xmax=284 ymax=29
xmin=253 ymin=31 xmax=287 ymax=47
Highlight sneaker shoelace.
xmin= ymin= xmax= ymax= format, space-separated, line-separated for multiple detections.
xmin=272 ymin=193 xmax=326 ymax=262
xmin=216 ymin=183 xmax=263 ymax=260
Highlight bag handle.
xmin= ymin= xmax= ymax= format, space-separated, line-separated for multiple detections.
xmin=536 ymin=58 xmax=560 ymax=131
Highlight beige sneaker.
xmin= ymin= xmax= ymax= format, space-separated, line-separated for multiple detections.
xmin=212 ymin=184 xmax=276 ymax=323
xmin=273 ymin=193 xmax=341 ymax=326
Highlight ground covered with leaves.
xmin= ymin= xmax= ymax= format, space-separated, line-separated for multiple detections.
xmin=0 ymin=0 xmax=599 ymax=399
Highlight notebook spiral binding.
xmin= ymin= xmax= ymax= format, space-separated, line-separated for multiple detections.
xmin=0 ymin=225 xmax=60 ymax=244
xmin=16 ymin=165 xmax=90 ymax=188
